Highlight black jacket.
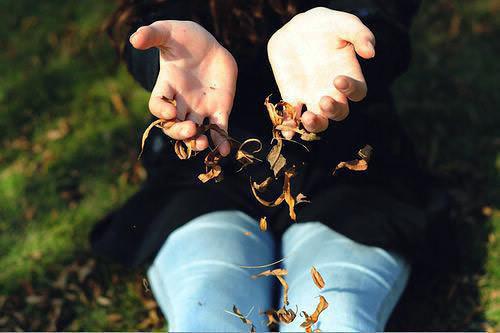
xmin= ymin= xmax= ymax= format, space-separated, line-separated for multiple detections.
xmin=91 ymin=0 xmax=429 ymax=268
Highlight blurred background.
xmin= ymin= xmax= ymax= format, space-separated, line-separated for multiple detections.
xmin=0 ymin=0 xmax=498 ymax=331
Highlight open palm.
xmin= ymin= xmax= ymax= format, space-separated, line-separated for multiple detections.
xmin=268 ymin=8 xmax=376 ymax=137
xmin=131 ymin=20 xmax=237 ymax=156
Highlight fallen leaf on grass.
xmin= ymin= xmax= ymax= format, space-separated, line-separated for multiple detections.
xmin=310 ymin=267 xmax=325 ymax=289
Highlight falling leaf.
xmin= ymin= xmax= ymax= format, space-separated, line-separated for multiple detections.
xmin=198 ymin=151 xmax=223 ymax=183
xmin=267 ymin=140 xmax=286 ymax=176
xmin=300 ymin=296 xmax=329 ymax=330
xmin=277 ymin=275 xmax=290 ymax=306
xmin=253 ymin=177 xmax=273 ymax=193
xmin=310 ymin=267 xmax=325 ymax=289
xmin=276 ymin=306 xmax=297 ymax=324
xmin=252 ymin=268 xmax=288 ymax=279
xmin=243 ymin=231 xmax=252 ymax=236
xmin=143 ymin=278 xmax=150 ymax=293
xmin=296 ymin=193 xmax=311 ymax=204
xmin=332 ymin=159 xmax=368 ymax=175
xmin=283 ymin=169 xmax=297 ymax=221
xmin=250 ymin=179 xmax=285 ymax=207
xmin=357 ymin=144 xmax=373 ymax=162
xmin=259 ymin=217 xmax=268 ymax=232
xmin=236 ymin=138 xmax=263 ymax=171
xmin=265 ymin=95 xmax=283 ymax=127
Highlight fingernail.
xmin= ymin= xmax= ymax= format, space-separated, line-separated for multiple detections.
xmin=366 ymin=42 xmax=375 ymax=58
xmin=130 ymin=32 xmax=138 ymax=44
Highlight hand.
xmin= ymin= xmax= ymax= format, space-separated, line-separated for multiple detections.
xmin=130 ymin=20 xmax=237 ymax=156
xmin=267 ymin=7 xmax=375 ymax=138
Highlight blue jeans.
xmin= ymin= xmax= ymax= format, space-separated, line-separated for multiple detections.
xmin=147 ymin=211 xmax=410 ymax=332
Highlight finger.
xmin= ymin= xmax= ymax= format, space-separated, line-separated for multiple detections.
xmin=186 ymin=112 xmax=209 ymax=151
xmin=282 ymin=103 xmax=303 ymax=140
xmin=149 ymin=72 xmax=176 ymax=119
xmin=209 ymin=111 xmax=231 ymax=157
xmin=319 ymin=95 xmax=349 ymax=121
xmin=130 ymin=21 xmax=171 ymax=49
xmin=161 ymin=120 xmax=197 ymax=140
xmin=334 ymin=75 xmax=367 ymax=102
xmin=301 ymin=110 xmax=329 ymax=133
xmin=338 ymin=15 xmax=376 ymax=59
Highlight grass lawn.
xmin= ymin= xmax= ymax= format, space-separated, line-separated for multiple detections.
xmin=0 ymin=0 xmax=498 ymax=331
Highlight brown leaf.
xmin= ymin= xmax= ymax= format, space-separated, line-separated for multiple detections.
xmin=198 ymin=152 xmax=223 ymax=183
xmin=139 ymin=119 xmax=175 ymax=159
xmin=357 ymin=144 xmax=373 ymax=162
xmin=198 ymin=164 xmax=222 ymax=183
xmin=267 ymin=139 xmax=286 ymax=176
xmin=283 ymin=169 xmax=296 ymax=221
xmin=232 ymin=305 xmax=252 ymax=325
xmin=253 ymin=177 xmax=273 ymax=193
xmin=265 ymin=95 xmax=283 ymax=127
xmin=310 ymin=266 xmax=325 ymax=289
xmin=107 ymin=313 xmax=123 ymax=323
xmin=300 ymin=296 xmax=329 ymax=329
xmin=252 ymin=268 xmax=288 ymax=278
xmin=259 ymin=216 xmax=268 ymax=232
xmin=243 ymin=231 xmax=252 ymax=236
xmin=277 ymin=275 xmax=289 ymax=306
xmin=332 ymin=159 xmax=368 ymax=175
xmin=300 ymin=131 xmax=320 ymax=141
xmin=296 ymin=193 xmax=311 ymax=204
xmin=250 ymin=180 xmax=285 ymax=207
xmin=77 ymin=259 xmax=95 ymax=283
xmin=96 ymin=296 xmax=112 ymax=306
xmin=263 ymin=309 xmax=279 ymax=327
xmin=175 ymin=139 xmax=196 ymax=160
xmin=276 ymin=306 xmax=297 ymax=324
xmin=236 ymin=138 xmax=263 ymax=170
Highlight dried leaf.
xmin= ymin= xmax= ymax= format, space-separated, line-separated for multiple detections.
xmin=300 ymin=131 xmax=320 ymax=141
xmin=142 ymin=278 xmax=150 ymax=293
xmin=265 ymin=95 xmax=283 ymax=127
xmin=231 ymin=305 xmax=253 ymax=325
xmin=250 ymin=180 xmax=285 ymax=207
xmin=139 ymin=119 xmax=175 ymax=159
xmin=357 ymin=144 xmax=373 ymax=162
xmin=283 ymin=169 xmax=296 ymax=221
xmin=175 ymin=139 xmax=196 ymax=160
xmin=236 ymin=138 xmax=263 ymax=170
xmin=97 ymin=296 xmax=112 ymax=306
xmin=198 ymin=151 xmax=223 ymax=183
xmin=263 ymin=309 xmax=279 ymax=327
xmin=296 ymin=193 xmax=311 ymax=204
xmin=253 ymin=177 xmax=273 ymax=193
xmin=300 ymin=296 xmax=329 ymax=329
xmin=107 ymin=313 xmax=123 ymax=323
xmin=277 ymin=275 xmax=289 ymax=306
xmin=243 ymin=231 xmax=252 ymax=236
xmin=276 ymin=306 xmax=297 ymax=324
xmin=267 ymin=140 xmax=286 ymax=176
xmin=259 ymin=216 xmax=268 ymax=232
xmin=252 ymin=268 xmax=288 ymax=278
xmin=332 ymin=159 xmax=368 ymax=175
xmin=310 ymin=267 xmax=325 ymax=289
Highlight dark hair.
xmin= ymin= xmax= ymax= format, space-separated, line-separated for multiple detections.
xmin=106 ymin=0 xmax=298 ymax=58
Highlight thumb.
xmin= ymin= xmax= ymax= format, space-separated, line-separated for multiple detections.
xmin=338 ymin=16 xmax=376 ymax=59
xmin=130 ymin=21 xmax=171 ymax=50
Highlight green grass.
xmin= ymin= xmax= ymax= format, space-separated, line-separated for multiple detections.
xmin=0 ymin=0 xmax=498 ymax=330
